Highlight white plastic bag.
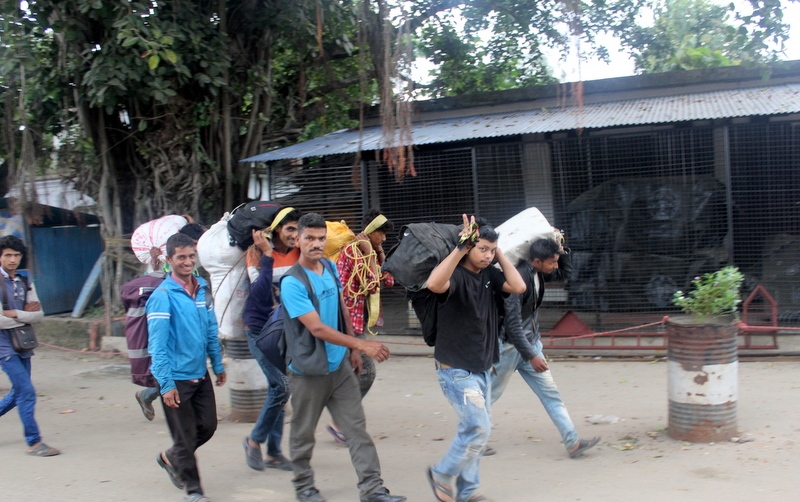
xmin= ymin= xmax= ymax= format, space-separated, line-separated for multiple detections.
xmin=130 ymin=215 xmax=188 ymax=265
xmin=197 ymin=214 xmax=248 ymax=340
xmin=497 ymin=207 xmax=561 ymax=264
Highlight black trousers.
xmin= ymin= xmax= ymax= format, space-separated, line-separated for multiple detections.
xmin=161 ymin=373 xmax=217 ymax=495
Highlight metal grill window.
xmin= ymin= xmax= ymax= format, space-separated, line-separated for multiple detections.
xmin=371 ymin=143 xmax=526 ymax=333
xmin=266 ymin=157 xmax=364 ymax=224
xmin=371 ymin=148 xmax=477 ymax=333
xmin=256 ymin=120 xmax=800 ymax=331
xmin=551 ymin=128 xmax=725 ymax=313
xmin=373 ymin=148 xmax=475 ymax=240
xmin=475 ymin=144 xmax=527 ymax=226
xmin=729 ymin=122 xmax=800 ymax=317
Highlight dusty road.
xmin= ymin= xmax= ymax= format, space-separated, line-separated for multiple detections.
xmin=1 ymin=346 xmax=798 ymax=501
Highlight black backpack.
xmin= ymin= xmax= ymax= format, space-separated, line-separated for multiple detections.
xmin=227 ymin=201 xmax=285 ymax=250
xmin=409 ymin=288 xmax=438 ymax=346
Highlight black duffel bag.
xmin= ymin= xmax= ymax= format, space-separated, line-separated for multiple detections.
xmin=382 ymin=222 xmax=460 ymax=292
xmin=227 ymin=201 xmax=285 ymax=250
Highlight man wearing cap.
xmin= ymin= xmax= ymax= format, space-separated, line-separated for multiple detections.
xmin=242 ymin=207 xmax=302 ymax=471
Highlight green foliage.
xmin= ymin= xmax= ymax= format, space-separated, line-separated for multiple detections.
xmin=2 ymin=0 xmax=796 ymax=228
xmin=413 ymin=0 xmax=645 ymax=97
xmin=621 ymin=0 xmax=790 ymax=73
xmin=673 ymin=266 xmax=745 ymax=318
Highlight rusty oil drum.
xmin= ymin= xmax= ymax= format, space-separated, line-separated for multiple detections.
xmin=224 ymin=338 xmax=268 ymax=423
xmin=666 ymin=316 xmax=738 ymax=442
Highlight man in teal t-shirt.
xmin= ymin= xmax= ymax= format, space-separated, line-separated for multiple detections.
xmin=281 ymin=213 xmax=405 ymax=502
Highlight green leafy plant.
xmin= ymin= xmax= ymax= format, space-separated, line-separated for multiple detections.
xmin=673 ymin=266 xmax=745 ymax=318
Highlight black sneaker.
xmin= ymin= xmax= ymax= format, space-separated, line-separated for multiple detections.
xmin=297 ymin=487 xmax=326 ymax=502
xmin=361 ymin=487 xmax=407 ymax=502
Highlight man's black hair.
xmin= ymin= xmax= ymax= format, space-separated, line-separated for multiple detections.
xmin=0 ymin=235 xmax=27 ymax=255
xmin=297 ymin=212 xmax=327 ymax=234
xmin=475 ymin=216 xmax=499 ymax=243
xmin=277 ymin=209 xmax=303 ymax=227
xmin=166 ymin=233 xmax=197 ymax=258
xmin=178 ymin=223 xmax=206 ymax=241
xmin=528 ymin=238 xmax=561 ymax=261
xmin=361 ymin=209 xmax=394 ymax=234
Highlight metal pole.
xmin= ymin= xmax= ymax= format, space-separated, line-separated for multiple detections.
xmin=722 ymin=125 xmax=734 ymax=263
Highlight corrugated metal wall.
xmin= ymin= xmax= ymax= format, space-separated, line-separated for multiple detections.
xmin=30 ymin=225 xmax=104 ymax=314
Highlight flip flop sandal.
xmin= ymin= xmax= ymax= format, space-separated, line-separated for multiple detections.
xmin=569 ymin=436 xmax=601 ymax=458
xmin=157 ymin=452 xmax=185 ymax=489
xmin=243 ymin=437 xmax=265 ymax=471
xmin=135 ymin=390 xmax=155 ymax=421
xmin=27 ymin=443 xmax=60 ymax=457
xmin=264 ymin=454 xmax=292 ymax=471
xmin=426 ymin=466 xmax=455 ymax=502
xmin=325 ymin=425 xmax=347 ymax=445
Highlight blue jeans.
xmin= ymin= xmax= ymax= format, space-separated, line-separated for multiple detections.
xmin=247 ymin=333 xmax=289 ymax=456
xmin=432 ymin=367 xmax=492 ymax=502
xmin=0 ymin=355 xmax=41 ymax=446
xmin=140 ymin=386 xmax=159 ymax=404
xmin=491 ymin=341 xmax=579 ymax=451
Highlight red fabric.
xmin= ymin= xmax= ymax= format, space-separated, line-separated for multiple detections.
xmin=337 ymin=242 xmax=394 ymax=334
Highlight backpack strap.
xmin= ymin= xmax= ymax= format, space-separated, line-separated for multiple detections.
xmin=283 ymin=259 xmax=345 ymax=332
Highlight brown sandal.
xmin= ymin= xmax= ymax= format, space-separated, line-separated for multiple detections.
xmin=27 ymin=442 xmax=61 ymax=457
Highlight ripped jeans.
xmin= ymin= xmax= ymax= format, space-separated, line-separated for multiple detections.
xmin=432 ymin=367 xmax=492 ymax=502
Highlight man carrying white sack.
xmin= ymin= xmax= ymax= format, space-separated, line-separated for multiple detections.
xmin=490 ymin=236 xmax=600 ymax=458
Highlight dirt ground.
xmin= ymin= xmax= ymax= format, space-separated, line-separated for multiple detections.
xmin=2 ymin=344 xmax=799 ymax=502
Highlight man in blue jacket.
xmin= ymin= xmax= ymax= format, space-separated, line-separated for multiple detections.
xmin=147 ymin=233 xmax=226 ymax=502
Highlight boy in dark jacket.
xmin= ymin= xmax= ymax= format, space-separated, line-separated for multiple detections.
xmin=490 ymin=237 xmax=599 ymax=458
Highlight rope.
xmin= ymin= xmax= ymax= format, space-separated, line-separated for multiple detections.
xmin=341 ymin=240 xmax=381 ymax=334
xmin=38 ymin=342 xmax=113 ymax=355
xmin=341 ymin=241 xmax=380 ymax=297
xmin=547 ymin=317 xmax=669 ymax=341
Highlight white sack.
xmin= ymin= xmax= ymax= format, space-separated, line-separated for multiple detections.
xmin=131 ymin=215 xmax=187 ymax=265
xmin=197 ymin=214 xmax=248 ymax=340
xmin=497 ymin=207 xmax=561 ymax=264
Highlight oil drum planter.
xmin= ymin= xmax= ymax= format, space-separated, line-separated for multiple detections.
xmin=666 ymin=316 xmax=738 ymax=441
xmin=668 ymin=267 xmax=744 ymax=442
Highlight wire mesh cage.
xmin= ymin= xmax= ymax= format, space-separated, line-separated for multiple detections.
xmin=260 ymin=119 xmax=800 ymax=333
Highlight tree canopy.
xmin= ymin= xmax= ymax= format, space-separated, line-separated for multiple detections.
xmin=0 ymin=0 xmax=795 ymax=236
xmin=621 ymin=0 xmax=793 ymax=73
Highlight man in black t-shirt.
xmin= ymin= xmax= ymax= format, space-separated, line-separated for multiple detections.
xmin=424 ymin=215 xmax=525 ymax=502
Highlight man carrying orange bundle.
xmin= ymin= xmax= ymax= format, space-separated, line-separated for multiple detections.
xmin=328 ymin=209 xmax=395 ymax=444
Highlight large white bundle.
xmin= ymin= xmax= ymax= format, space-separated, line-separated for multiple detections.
xmin=497 ymin=207 xmax=561 ymax=264
xmin=131 ymin=215 xmax=187 ymax=265
xmin=197 ymin=214 xmax=248 ymax=340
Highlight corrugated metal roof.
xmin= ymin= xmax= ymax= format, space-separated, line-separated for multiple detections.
xmin=241 ymin=83 xmax=800 ymax=162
